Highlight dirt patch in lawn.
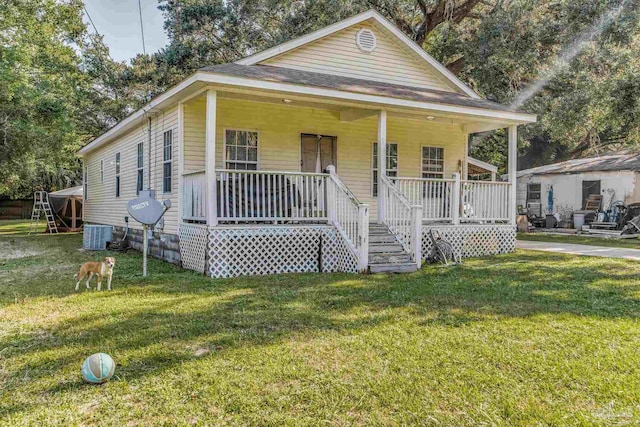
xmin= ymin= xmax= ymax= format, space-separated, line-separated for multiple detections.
xmin=0 ymin=241 xmax=44 ymax=260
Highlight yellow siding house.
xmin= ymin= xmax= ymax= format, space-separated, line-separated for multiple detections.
xmin=78 ymin=10 xmax=536 ymax=277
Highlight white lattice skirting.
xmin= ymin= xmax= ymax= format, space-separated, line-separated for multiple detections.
xmin=422 ymin=224 xmax=516 ymax=260
xmin=208 ymin=225 xmax=359 ymax=278
xmin=178 ymin=223 xmax=209 ymax=274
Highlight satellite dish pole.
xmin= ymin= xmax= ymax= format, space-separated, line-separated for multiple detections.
xmin=127 ymin=190 xmax=171 ymax=277
xmin=142 ymin=223 xmax=148 ymax=277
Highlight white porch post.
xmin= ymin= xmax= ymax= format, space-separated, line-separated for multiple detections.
xmin=326 ymin=165 xmax=338 ymax=224
xmin=410 ymin=205 xmax=422 ymax=268
xmin=358 ymin=204 xmax=370 ymax=272
xmin=377 ymin=110 xmax=387 ymax=224
xmin=508 ymin=125 xmax=518 ymax=225
xmin=451 ymin=172 xmax=461 ymax=225
xmin=178 ymin=102 xmax=184 ymax=221
xmin=205 ymin=90 xmax=218 ymax=226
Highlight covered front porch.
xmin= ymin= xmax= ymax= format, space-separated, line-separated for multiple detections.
xmin=177 ymin=88 xmax=524 ymax=277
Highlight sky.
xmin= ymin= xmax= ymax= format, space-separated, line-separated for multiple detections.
xmin=83 ymin=0 xmax=169 ymax=63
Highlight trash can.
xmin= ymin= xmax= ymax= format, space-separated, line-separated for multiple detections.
xmin=574 ymin=213 xmax=586 ymax=230
xmin=545 ymin=214 xmax=556 ymax=229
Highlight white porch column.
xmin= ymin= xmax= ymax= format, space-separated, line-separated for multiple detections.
xmin=508 ymin=125 xmax=518 ymax=225
xmin=451 ymin=172 xmax=461 ymax=225
xmin=205 ymin=90 xmax=218 ymax=226
xmin=377 ymin=110 xmax=387 ymax=224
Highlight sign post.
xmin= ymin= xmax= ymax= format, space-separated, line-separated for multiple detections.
xmin=127 ymin=190 xmax=171 ymax=277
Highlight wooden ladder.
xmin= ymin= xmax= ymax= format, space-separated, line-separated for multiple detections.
xmin=29 ymin=191 xmax=58 ymax=234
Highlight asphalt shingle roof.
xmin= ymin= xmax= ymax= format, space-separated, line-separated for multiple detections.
xmin=200 ymin=63 xmax=520 ymax=113
xmin=518 ymin=153 xmax=640 ymax=177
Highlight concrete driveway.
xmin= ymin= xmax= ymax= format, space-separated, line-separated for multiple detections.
xmin=516 ymin=240 xmax=640 ymax=261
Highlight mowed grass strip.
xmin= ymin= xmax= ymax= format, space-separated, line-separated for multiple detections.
xmin=0 ymin=221 xmax=639 ymax=426
xmin=518 ymin=231 xmax=640 ymax=249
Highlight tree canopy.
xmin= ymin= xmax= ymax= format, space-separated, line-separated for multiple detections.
xmin=2 ymin=0 xmax=639 ymax=197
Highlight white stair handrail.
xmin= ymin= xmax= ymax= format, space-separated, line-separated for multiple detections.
xmin=380 ymin=174 xmax=422 ymax=267
xmin=326 ymin=166 xmax=369 ymax=272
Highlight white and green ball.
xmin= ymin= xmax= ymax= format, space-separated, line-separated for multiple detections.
xmin=81 ymin=353 xmax=115 ymax=384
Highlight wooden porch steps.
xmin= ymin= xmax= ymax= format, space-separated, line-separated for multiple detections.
xmin=368 ymin=223 xmax=418 ymax=274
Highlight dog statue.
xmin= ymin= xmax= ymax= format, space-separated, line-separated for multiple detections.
xmin=74 ymin=257 xmax=116 ymax=291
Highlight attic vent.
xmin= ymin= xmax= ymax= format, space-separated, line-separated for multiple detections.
xmin=355 ymin=29 xmax=376 ymax=53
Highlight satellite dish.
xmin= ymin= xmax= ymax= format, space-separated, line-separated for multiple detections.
xmin=127 ymin=190 xmax=169 ymax=225
xmin=126 ymin=190 xmax=171 ymax=277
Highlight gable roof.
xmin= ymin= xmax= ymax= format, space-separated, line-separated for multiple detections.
xmin=200 ymin=64 xmax=518 ymax=112
xmin=518 ymin=153 xmax=640 ymax=177
xmin=235 ymin=10 xmax=480 ymax=99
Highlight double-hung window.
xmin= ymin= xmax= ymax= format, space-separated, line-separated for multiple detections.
xmin=421 ymin=146 xmax=445 ymax=179
xmin=225 ymin=130 xmax=258 ymax=170
xmin=163 ymin=130 xmax=172 ymax=193
xmin=136 ymin=142 xmax=144 ymax=194
xmin=115 ymin=152 xmax=121 ymax=198
xmin=372 ymin=142 xmax=398 ymax=197
xmin=83 ymin=166 xmax=88 ymax=200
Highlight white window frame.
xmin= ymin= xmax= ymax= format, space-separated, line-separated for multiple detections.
xmin=421 ymin=145 xmax=445 ymax=179
xmin=83 ymin=166 xmax=88 ymax=200
xmin=100 ymin=159 xmax=104 ymax=183
xmin=162 ymin=130 xmax=173 ymax=193
xmin=136 ymin=142 xmax=144 ymax=195
xmin=372 ymin=142 xmax=398 ymax=197
xmin=223 ymin=128 xmax=259 ymax=170
xmin=115 ymin=152 xmax=121 ymax=198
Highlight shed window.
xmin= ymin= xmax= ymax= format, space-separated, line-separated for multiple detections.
xmin=100 ymin=160 xmax=104 ymax=183
xmin=421 ymin=146 xmax=445 ymax=179
xmin=527 ymin=183 xmax=541 ymax=202
xmin=372 ymin=142 xmax=398 ymax=197
xmin=225 ymin=130 xmax=258 ymax=170
xmin=163 ymin=130 xmax=172 ymax=193
xmin=136 ymin=142 xmax=144 ymax=195
xmin=115 ymin=152 xmax=121 ymax=198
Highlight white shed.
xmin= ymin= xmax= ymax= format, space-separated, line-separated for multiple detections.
xmin=517 ymin=153 xmax=640 ymax=216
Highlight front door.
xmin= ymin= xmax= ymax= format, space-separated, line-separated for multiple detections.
xmin=301 ymin=134 xmax=337 ymax=173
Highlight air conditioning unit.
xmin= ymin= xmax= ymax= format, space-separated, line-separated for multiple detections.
xmin=83 ymin=225 xmax=113 ymax=250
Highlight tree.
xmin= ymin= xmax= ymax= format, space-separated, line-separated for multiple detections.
xmin=0 ymin=0 xmax=90 ymax=198
xmin=434 ymin=0 xmax=640 ymax=168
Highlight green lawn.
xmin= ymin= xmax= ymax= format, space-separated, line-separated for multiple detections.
xmin=1 ymin=221 xmax=639 ymax=426
xmin=518 ymin=231 xmax=640 ymax=249
xmin=0 ymin=219 xmax=45 ymax=236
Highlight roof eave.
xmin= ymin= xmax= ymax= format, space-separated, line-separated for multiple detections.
xmin=77 ymin=72 xmax=204 ymax=156
xmin=197 ymin=71 xmax=537 ymax=123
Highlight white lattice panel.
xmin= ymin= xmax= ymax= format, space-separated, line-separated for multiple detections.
xmin=422 ymin=225 xmax=515 ymax=261
xmin=208 ymin=225 xmax=358 ymax=278
xmin=179 ymin=223 xmax=209 ymax=273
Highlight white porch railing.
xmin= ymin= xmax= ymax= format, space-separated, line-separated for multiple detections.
xmin=215 ymin=169 xmax=329 ymax=222
xmin=181 ymin=167 xmax=370 ymax=272
xmin=380 ymin=175 xmax=422 ymax=267
xmin=461 ymin=180 xmax=511 ymax=222
xmin=389 ymin=175 xmax=511 ymax=224
xmin=391 ymin=177 xmax=456 ymax=222
xmin=181 ymin=170 xmax=207 ymax=222
xmin=326 ymin=166 xmax=369 ymax=272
